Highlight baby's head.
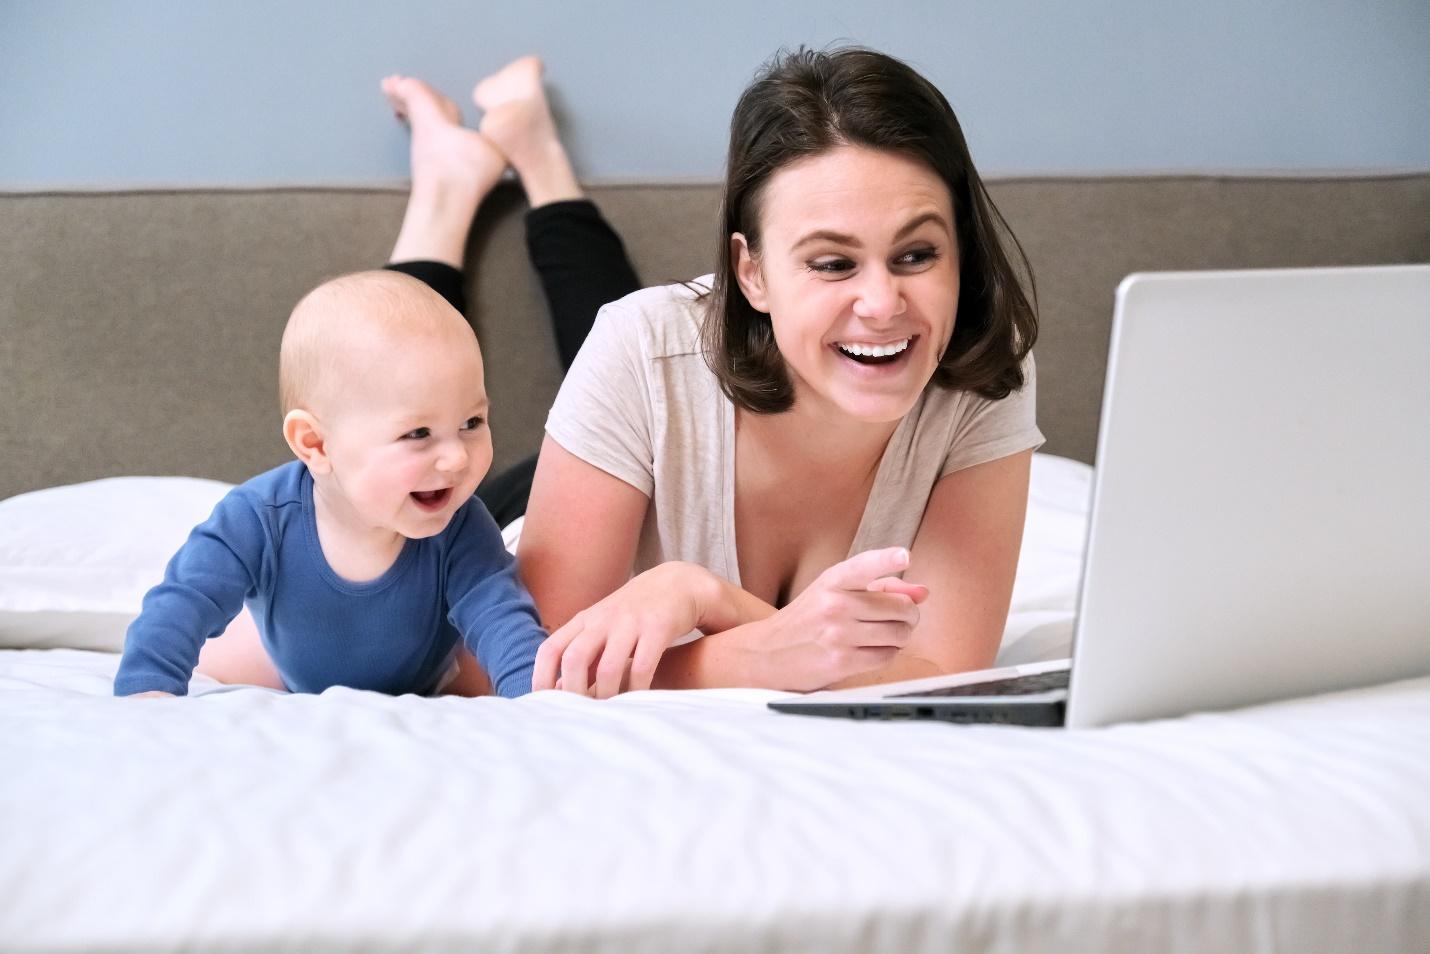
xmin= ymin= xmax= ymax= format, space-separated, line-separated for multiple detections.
xmin=279 ymin=271 xmax=492 ymax=539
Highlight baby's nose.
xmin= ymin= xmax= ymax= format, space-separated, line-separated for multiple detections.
xmin=436 ymin=440 xmax=468 ymax=472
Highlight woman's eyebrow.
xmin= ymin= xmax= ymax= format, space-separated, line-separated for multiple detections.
xmin=792 ymin=228 xmax=860 ymax=251
xmin=791 ymin=212 xmax=951 ymax=252
xmin=893 ymin=211 xmax=951 ymax=241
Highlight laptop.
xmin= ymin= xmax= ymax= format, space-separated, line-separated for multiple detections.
xmin=770 ymin=265 xmax=1430 ymax=728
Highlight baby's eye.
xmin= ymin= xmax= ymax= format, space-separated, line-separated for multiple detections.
xmin=460 ymin=416 xmax=485 ymax=432
xmin=894 ymin=247 xmax=940 ymax=268
xmin=401 ymin=427 xmax=431 ymax=441
xmin=806 ymin=258 xmax=856 ymax=275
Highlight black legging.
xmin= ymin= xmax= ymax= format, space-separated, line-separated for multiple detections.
xmin=386 ymin=199 xmax=640 ymax=526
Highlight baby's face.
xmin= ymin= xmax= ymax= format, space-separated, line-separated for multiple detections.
xmin=318 ymin=333 xmax=492 ymax=540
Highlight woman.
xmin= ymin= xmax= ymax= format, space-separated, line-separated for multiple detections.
xmin=518 ymin=48 xmax=1041 ymax=697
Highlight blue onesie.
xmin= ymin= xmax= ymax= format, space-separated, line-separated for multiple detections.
xmin=113 ymin=461 xmax=545 ymax=698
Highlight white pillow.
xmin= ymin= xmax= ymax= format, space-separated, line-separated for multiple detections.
xmin=997 ymin=453 xmax=1092 ymax=664
xmin=1009 ymin=452 xmax=1092 ymax=615
xmin=0 ymin=477 xmax=234 ymax=652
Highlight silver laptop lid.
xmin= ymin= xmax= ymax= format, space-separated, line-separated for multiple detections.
xmin=1067 ymin=265 xmax=1430 ymax=728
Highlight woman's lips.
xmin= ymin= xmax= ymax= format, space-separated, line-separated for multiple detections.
xmin=831 ymin=334 xmax=918 ymax=371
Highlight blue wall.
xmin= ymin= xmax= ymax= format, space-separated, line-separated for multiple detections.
xmin=2 ymin=0 xmax=1427 ymax=188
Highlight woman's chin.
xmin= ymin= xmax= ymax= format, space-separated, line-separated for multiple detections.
xmin=809 ymin=387 xmax=924 ymax=426
xmin=834 ymin=374 xmax=934 ymax=423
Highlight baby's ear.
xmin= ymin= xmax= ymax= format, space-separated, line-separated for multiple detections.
xmin=283 ymin=410 xmax=329 ymax=473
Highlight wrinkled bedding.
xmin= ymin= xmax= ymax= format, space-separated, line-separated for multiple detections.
xmin=3 ymin=648 xmax=1428 ymax=953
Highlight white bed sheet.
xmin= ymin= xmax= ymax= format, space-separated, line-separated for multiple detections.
xmin=3 ymin=648 xmax=1429 ymax=953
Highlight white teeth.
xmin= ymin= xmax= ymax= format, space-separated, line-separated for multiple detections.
xmin=838 ymin=337 xmax=911 ymax=358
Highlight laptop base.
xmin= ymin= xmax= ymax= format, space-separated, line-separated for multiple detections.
xmin=767 ymin=699 xmax=1066 ymax=727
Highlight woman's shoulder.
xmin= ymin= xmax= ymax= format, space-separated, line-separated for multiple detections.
xmin=597 ymin=275 xmax=714 ymax=360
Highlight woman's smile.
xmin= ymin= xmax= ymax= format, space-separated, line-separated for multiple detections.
xmin=834 ymin=334 xmax=916 ymax=364
xmin=829 ymin=334 xmax=923 ymax=386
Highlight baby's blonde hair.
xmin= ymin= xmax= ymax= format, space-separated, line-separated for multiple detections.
xmin=279 ymin=270 xmax=474 ymax=415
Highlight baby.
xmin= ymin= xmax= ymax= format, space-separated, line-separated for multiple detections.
xmin=114 ymin=270 xmax=545 ymax=698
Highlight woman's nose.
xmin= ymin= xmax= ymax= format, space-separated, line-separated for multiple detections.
xmin=851 ymin=267 xmax=905 ymax=322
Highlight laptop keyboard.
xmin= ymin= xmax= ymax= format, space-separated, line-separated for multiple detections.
xmin=889 ymin=669 xmax=1070 ymax=699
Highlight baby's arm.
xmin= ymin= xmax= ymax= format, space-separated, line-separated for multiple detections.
xmin=113 ymin=491 xmax=267 ymax=697
xmin=445 ymin=503 xmax=547 ymax=699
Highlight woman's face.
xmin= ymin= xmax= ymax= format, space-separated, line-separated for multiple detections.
xmin=733 ymin=144 xmax=959 ymax=425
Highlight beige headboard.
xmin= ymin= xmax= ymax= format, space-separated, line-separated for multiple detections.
xmin=3 ymin=174 xmax=1427 ymax=500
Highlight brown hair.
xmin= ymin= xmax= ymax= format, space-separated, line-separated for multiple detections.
xmin=703 ymin=46 xmax=1038 ymax=413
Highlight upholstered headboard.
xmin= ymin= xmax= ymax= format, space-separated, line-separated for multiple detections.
xmin=3 ymin=174 xmax=1427 ymax=500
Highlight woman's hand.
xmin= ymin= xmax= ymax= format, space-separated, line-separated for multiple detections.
xmin=755 ymin=547 xmax=929 ymax=691
xmin=532 ymin=562 xmax=720 ymax=698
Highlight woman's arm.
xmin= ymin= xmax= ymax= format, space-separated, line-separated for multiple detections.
xmin=522 ymin=438 xmax=1019 ymax=696
xmin=524 ymin=437 xmax=926 ymax=695
xmin=517 ymin=436 xmax=648 ymax=634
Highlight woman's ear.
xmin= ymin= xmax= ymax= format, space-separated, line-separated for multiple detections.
xmin=283 ymin=410 xmax=331 ymax=474
xmin=731 ymin=233 xmax=770 ymax=313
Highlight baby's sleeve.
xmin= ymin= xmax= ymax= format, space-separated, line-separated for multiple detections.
xmin=941 ymin=353 xmax=1046 ymax=476
xmin=445 ymin=501 xmax=547 ymax=699
xmin=112 ymin=491 xmax=267 ymax=696
xmin=543 ymin=299 xmax=656 ymax=497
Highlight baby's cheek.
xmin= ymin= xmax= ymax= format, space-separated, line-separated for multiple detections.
xmin=377 ymin=454 xmax=432 ymax=492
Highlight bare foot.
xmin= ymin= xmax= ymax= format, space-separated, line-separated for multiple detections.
xmin=383 ymin=75 xmax=507 ymax=267
xmin=384 ymin=75 xmax=507 ymax=203
xmin=472 ymin=56 xmax=582 ymax=207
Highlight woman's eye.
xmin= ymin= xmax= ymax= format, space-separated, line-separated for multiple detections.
xmin=402 ymin=427 xmax=431 ymax=441
xmin=807 ymin=258 xmax=855 ymax=275
xmin=460 ymin=416 xmax=485 ymax=432
xmin=895 ymin=247 xmax=940 ymax=268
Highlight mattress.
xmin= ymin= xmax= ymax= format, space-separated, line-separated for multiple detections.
xmin=3 ymin=647 xmax=1428 ymax=953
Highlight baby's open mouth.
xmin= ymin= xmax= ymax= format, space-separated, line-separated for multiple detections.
xmin=410 ymin=488 xmax=453 ymax=511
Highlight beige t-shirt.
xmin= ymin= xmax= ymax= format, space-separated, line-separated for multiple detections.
xmin=545 ymin=278 xmax=1045 ymax=593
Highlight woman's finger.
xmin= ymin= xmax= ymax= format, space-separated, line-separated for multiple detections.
xmin=533 ymin=619 xmax=582 ymax=691
xmin=846 ymin=590 xmax=921 ymax=627
xmin=558 ymin=628 xmax=605 ymax=696
xmin=845 ymin=618 xmax=918 ymax=650
xmin=866 ymin=576 xmax=929 ymax=603
xmin=820 ymin=547 xmax=910 ymax=591
xmin=593 ymin=625 xmax=640 ymax=699
xmin=626 ymin=633 xmax=670 ymax=693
